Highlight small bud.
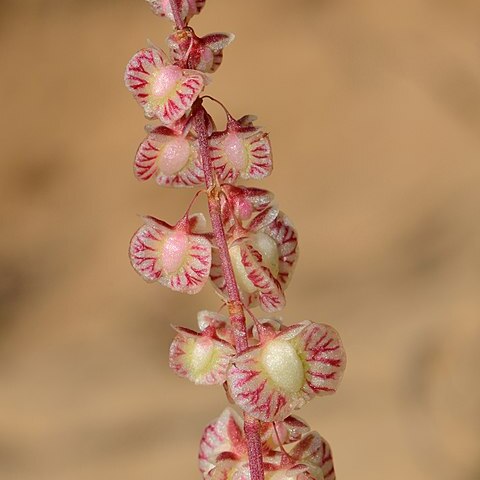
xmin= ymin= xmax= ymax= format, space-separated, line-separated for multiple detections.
xmin=168 ymin=29 xmax=235 ymax=73
xmin=221 ymin=185 xmax=275 ymax=222
xmin=197 ymin=310 xmax=235 ymax=344
xmin=248 ymin=317 xmax=283 ymax=344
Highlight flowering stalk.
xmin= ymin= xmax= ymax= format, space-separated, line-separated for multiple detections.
xmin=125 ymin=2 xmax=347 ymax=479
xmin=194 ymin=102 xmax=265 ymax=480
xmin=193 ymin=103 xmax=248 ymax=349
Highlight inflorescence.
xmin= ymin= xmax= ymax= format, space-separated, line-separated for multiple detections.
xmin=124 ymin=2 xmax=346 ymax=479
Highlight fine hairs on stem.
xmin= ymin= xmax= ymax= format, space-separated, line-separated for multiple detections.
xmin=124 ymin=1 xmax=347 ymax=479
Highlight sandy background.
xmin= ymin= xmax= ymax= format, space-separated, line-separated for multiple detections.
xmin=1 ymin=0 xmax=479 ymax=479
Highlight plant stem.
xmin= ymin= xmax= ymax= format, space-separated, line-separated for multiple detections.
xmin=166 ymin=0 xmax=265 ymax=476
xmin=194 ymin=103 xmax=265 ymax=480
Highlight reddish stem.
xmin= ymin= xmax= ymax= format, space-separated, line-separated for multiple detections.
xmin=194 ymin=102 xmax=265 ymax=480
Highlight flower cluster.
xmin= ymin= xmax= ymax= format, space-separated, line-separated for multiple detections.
xmin=170 ymin=312 xmax=345 ymax=422
xmin=125 ymin=2 xmax=346 ymax=479
xmin=199 ymin=407 xmax=336 ymax=480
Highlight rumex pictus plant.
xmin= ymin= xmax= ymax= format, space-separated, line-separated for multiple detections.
xmin=124 ymin=1 xmax=347 ymax=479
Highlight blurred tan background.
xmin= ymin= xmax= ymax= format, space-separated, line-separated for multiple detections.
xmin=1 ymin=0 xmax=479 ymax=479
